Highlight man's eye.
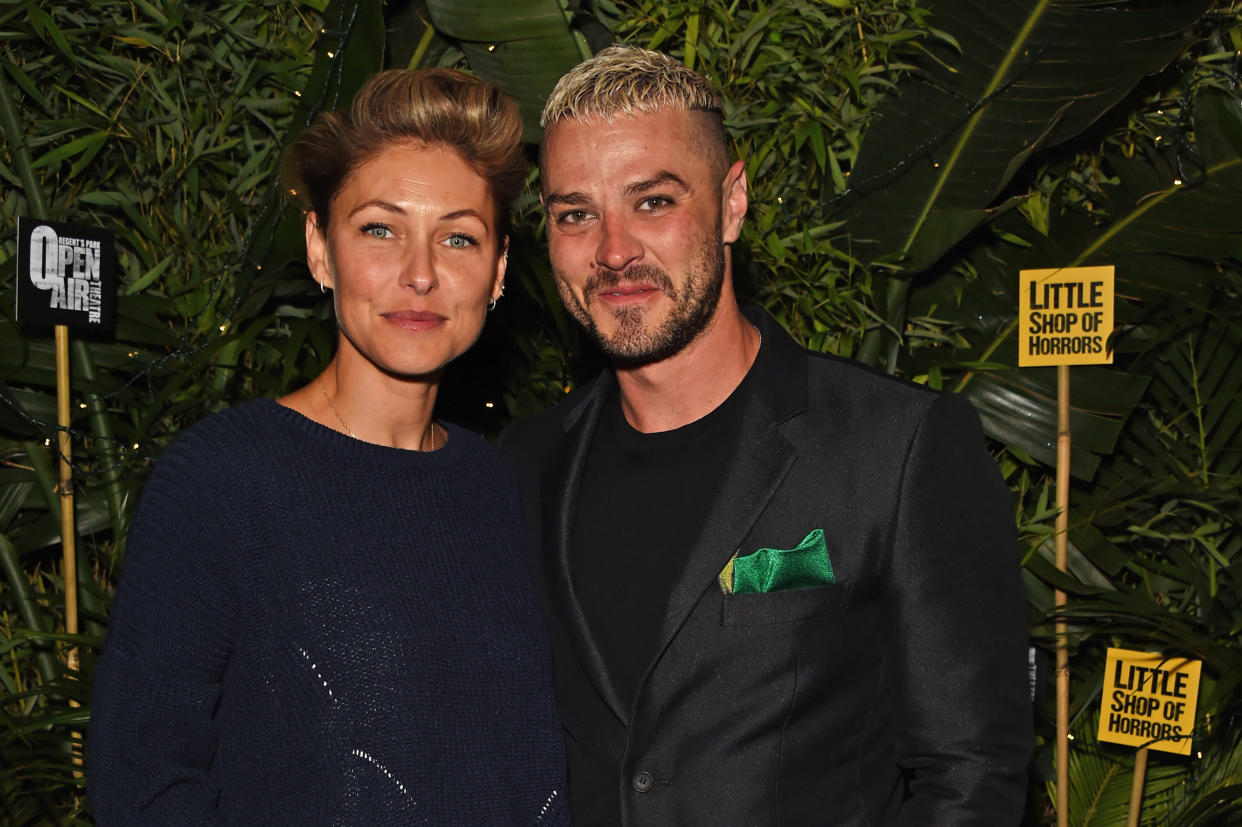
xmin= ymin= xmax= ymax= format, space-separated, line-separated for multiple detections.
xmin=558 ymin=210 xmax=590 ymax=225
xmin=362 ymin=223 xmax=392 ymax=239
xmin=639 ymin=196 xmax=672 ymax=211
xmin=445 ymin=233 xmax=478 ymax=249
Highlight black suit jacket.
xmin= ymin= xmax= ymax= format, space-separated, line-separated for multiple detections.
xmin=499 ymin=309 xmax=1032 ymax=825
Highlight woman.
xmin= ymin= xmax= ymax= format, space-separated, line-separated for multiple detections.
xmin=88 ymin=69 xmax=569 ymax=825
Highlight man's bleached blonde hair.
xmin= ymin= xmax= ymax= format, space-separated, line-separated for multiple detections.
xmin=540 ymin=44 xmax=723 ymax=128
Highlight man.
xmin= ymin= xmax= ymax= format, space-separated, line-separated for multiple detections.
xmin=500 ymin=45 xmax=1032 ymax=825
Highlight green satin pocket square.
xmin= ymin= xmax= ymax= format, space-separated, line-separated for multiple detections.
xmin=718 ymin=529 xmax=835 ymax=595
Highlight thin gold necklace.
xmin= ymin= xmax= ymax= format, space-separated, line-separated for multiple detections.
xmin=317 ymin=374 xmax=438 ymax=450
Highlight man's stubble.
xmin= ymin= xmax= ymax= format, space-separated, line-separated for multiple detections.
xmin=554 ymin=216 xmax=725 ymax=369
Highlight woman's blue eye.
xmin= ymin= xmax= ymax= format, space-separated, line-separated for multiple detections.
xmin=362 ymin=223 xmax=392 ymax=239
xmin=446 ymin=233 xmax=477 ymax=248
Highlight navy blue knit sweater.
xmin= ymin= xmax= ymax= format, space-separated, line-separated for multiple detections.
xmin=88 ymin=399 xmax=569 ymax=825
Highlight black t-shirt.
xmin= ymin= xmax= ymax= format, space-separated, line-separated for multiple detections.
xmin=570 ymin=367 xmax=755 ymax=710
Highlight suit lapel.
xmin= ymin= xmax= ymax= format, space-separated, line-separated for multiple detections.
xmin=542 ymin=308 xmax=810 ymax=720
xmin=646 ymin=307 xmax=811 ymax=687
xmin=540 ymin=375 xmax=630 ymax=722
xmin=647 ymin=390 xmax=798 ymax=669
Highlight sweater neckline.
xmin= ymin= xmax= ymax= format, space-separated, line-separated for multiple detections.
xmin=250 ymin=397 xmax=476 ymax=469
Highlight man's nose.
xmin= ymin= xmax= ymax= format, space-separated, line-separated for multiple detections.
xmin=594 ymin=213 xmax=642 ymax=272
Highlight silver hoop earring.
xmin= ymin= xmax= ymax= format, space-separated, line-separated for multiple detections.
xmin=317 ymin=280 xmax=325 ymax=294
xmin=488 ymin=296 xmax=498 ymax=312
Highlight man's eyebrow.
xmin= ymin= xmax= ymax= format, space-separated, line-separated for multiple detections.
xmin=544 ymin=172 xmax=692 ymax=209
xmin=543 ymin=191 xmax=590 ymax=209
xmin=347 ymin=199 xmax=403 ymax=218
xmin=623 ymin=171 xmax=689 ymax=197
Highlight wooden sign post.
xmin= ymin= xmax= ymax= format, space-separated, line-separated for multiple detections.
xmin=1098 ymin=647 xmax=1202 ymax=825
xmin=16 ymin=217 xmax=116 ymax=773
xmin=1019 ymin=265 xmax=1115 ymax=827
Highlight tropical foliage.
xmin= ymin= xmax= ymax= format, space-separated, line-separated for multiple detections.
xmin=2 ymin=0 xmax=1240 ymax=823
xmin=0 ymin=1 xmax=329 ymax=820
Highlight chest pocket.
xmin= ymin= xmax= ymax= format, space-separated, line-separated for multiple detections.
xmin=720 ymin=581 xmax=850 ymax=627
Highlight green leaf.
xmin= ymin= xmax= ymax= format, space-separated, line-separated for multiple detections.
xmin=28 ymin=131 xmax=109 ymax=171
xmin=459 ymin=36 xmax=590 ymax=143
xmin=428 ymin=0 xmax=597 ymax=142
xmin=125 ymin=255 xmax=175 ymax=295
xmin=426 ymin=0 xmax=570 ymax=42
xmin=838 ymin=0 xmax=1211 ymax=273
xmin=1078 ymin=91 xmax=1242 ymax=264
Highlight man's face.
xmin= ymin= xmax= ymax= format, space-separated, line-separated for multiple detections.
xmin=541 ymin=108 xmax=747 ymax=366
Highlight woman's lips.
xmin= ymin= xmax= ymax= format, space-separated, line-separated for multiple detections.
xmin=383 ymin=310 xmax=446 ymax=330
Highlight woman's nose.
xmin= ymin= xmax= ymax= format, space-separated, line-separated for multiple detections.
xmin=400 ymin=245 xmax=437 ymax=294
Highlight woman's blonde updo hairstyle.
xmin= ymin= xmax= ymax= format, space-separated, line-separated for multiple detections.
xmin=286 ymin=68 xmax=527 ymax=233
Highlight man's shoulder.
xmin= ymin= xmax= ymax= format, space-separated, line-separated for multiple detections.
xmin=749 ymin=306 xmax=943 ymax=415
xmin=497 ymin=375 xmax=607 ymax=465
xmin=804 ymin=348 xmax=939 ymax=404
xmin=764 ymin=332 xmax=973 ymax=438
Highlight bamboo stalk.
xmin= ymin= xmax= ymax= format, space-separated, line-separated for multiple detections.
xmin=56 ymin=325 xmax=79 ymax=645
xmin=71 ymin=339 xmax=125 ymax=540
xmin=1055 ymin=363 xmax=1071 ymax=827
xmin=1126 ymin=748 xmax=1149 ymax=827
xmin=55 ymin=325 xmax=82 ymax=776
xmin=0 ymin=534 xmax=60 ymax=685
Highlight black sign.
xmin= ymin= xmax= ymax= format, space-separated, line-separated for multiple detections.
xmin=16 ymin=217 xmax=115 ymax=331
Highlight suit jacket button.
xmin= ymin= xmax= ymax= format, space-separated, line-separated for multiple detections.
xmin=632 ymin=771 xmax=654 ymax=793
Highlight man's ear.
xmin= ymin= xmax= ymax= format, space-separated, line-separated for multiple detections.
xmin=305 ymin=212 xmax=334 ymax=290
xmin=721 ymin=160 xmax=748 ymax=244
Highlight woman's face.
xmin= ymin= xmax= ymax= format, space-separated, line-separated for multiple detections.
xmin=306 ymin=141 xmax=506 ymax=379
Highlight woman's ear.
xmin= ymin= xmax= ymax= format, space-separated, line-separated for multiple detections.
xmin=491 ymin=237 xmax=509 ymax=303
xmin=305 ymin=212 xmax=334 ymax=290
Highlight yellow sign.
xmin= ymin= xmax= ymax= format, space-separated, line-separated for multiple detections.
xmin=1098 ymin=647 xmax=1201 ymax=755
xmin=1018 ymin=266 xmax=1114 ymax=366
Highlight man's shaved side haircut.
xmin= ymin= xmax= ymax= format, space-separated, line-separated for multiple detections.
xmin=540 ymin=44 xmax=730 ymax=178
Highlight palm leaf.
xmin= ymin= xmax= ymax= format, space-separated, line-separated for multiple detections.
xmin=1083 ymin=91 xmax=1242 ymax=264
xmin=1062 ymin=709 xmax=1197 ymax=827
xmin=901 ymin=83 xmax=1242 ymax=481
xmin=426 ymin=0 xmax=601 ymax=141
xmin=837 ymin=0 xmax=1211 ymax=273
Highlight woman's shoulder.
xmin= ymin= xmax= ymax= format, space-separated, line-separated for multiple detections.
xmin=142 ymin=398 xmax=290 ymax=491
xmin=438 ymin=421 xmax=515 ymax=481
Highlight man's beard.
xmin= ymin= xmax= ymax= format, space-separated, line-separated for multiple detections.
xmin=555 ymin=229 xmax=725 ymax=369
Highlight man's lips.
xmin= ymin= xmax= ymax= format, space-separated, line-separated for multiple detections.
xmin=382 ymin=310 xmax=446 ymax=329
xmin=590 ymin=283 xmax=662 ymax=303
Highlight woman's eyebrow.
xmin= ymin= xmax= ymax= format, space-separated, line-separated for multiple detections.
xmin=347 ymin=199 xmax=403 ymax=218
